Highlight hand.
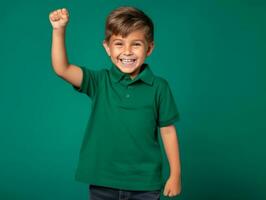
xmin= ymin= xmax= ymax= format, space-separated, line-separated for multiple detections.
xmin=163 ymin=176 xmax=182 ymax=198
xmin=49 ymin=8 xmax=69 ymax=30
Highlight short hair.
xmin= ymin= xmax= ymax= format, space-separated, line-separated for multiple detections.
xmin=105 ymin=6 xmax=154 ymax=44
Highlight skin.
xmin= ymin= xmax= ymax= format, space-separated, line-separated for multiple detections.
xmin=160 ymin=125 xmax=182 ymax=197
xmin=103 ymin=31 xmax=154 ymax=79
xmin=49 ymin=8 xmax=69 ymax=29
xmin=49 ymin=8 xmax=181 ymax=197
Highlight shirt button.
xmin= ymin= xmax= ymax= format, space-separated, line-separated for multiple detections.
xmin=125 ymin=94 xmax=130 ymax=98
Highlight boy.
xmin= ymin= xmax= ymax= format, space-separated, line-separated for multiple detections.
xmin=49 ymin=6 xmax=181 ymax=200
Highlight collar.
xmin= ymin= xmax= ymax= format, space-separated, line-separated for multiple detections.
xmin=109 ymin=63 xmax=154 ymax=86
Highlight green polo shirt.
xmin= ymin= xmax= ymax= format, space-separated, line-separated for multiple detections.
xmin=72 ymin=63 xmax=179 ymax=191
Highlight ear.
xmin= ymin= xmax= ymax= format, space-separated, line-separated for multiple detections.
xmin=103 ymin=40 xmax=111 ymax=56
xmin=146 ymin=41 xmax=155 ymax=57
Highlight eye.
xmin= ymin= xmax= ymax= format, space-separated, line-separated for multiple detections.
xmin=114 ymin=42 xmax=123 ymax=46
xmin=133 ymin=43 xmax=141 ymax=46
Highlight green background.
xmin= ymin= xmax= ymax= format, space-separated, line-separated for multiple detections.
xmin=0 ymin=0 xmax=265 ymax=199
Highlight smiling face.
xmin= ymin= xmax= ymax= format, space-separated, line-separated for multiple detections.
xmin=103 ymin=30 xmax=154 ymax=79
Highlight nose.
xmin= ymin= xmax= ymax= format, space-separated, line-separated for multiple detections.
xmin=123 ymin=44 xmax=132 ymax=55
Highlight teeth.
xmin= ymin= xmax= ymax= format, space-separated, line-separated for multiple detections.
xmin=120 ymin=59 xmax=136 ymax=64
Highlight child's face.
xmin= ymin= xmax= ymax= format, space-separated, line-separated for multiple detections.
xmin=103 ymin=30 xmax=154 ymax=79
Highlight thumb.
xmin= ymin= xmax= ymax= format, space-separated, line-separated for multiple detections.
xmin=61 ymin=8 xmax=69 ymax=18
xmin=163 ymin=186 xmax=170 ymax=196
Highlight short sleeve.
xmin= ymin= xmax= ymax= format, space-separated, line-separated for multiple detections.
xmin=157 ymin=80 xmax=179 ymax=127
xmin=72 ymin=66 xmax=100 ymax=98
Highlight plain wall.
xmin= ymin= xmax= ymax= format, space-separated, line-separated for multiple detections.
xmin=0 ymin=0 xmax=265 ymax=199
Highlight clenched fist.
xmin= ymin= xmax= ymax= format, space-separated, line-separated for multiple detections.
xmin=49 ymin=8 xmax=69 ymax=29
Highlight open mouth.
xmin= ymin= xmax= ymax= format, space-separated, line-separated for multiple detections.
xmin=119 ymin=58 xmax=137 ymax=65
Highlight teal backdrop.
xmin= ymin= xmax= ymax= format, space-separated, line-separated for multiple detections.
xmin=0 ymin=0 xmax=265 ymax=199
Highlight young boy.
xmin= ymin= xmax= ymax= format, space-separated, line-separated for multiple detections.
xmin=49 ymin=6 xmax=181 ymax=200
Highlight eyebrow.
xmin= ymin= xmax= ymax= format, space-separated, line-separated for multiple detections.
xmin=112 ymin=39 xmax=145 ymax=43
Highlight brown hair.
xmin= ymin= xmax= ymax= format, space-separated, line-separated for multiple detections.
xmin=105 ymin=6 xmax=154 ymax=44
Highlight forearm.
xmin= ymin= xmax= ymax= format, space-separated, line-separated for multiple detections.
xmin=51 ymin=28 xmax=69 ymax=75
xmin=160 ymin=126 xmax=181 ymax=178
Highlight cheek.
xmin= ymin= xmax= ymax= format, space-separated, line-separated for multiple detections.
xmin=110 ymin=48 xmax=120 ymax=57
xmin=135 ymin=49 xmax=147 ymax=58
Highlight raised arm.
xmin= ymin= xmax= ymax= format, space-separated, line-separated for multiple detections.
xmin=49 ymin=8 xmax=82 ymax=88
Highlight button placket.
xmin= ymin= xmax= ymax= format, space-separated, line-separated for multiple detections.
xmin=125 ymin=84 xmax=133 ymax=98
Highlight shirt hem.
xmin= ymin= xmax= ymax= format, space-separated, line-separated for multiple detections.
xmin=75 ymin=174 xmax=164 ymax=191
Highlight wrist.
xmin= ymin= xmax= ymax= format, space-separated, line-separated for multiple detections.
xmin=170 ymin=169 xmax=181 ymax=178
xmin=53 ymin=27 xmax=66 ymax=34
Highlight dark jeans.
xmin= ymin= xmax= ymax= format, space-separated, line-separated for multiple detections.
xmin=89 ymin=184 xmax=161 ymax=200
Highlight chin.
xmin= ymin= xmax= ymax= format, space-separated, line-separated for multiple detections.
xmin=120 ymin=68 xmax=136 ymax=74
xmin=116 ymin=64 xmax=138 ymax=73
